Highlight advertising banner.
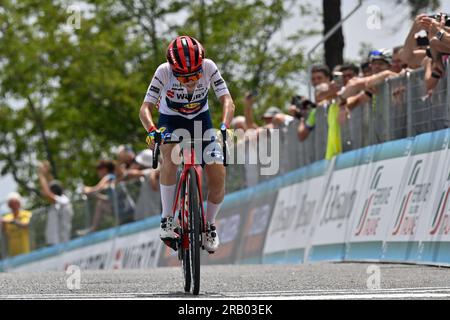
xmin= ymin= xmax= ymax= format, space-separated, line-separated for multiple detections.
xmin=263 ymin=176 xmax=324 ymax=263
xmin=345 ymin=140 xmax=412 ymax=260
xmin=235 ymin=193 xmax=277 ymax=264
xmin=308 ymin=149 xmax=371 ymax=262
xmin=383 ymin=130 xmax=449 ymax=262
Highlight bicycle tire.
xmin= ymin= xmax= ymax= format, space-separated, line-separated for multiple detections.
xmin=179 ymin=174 xmax=191 ymax=293
xmin=182 ymin=247 xmax=191 ymax=292
xmin=188 ymin=167 xmax=202 ymax=295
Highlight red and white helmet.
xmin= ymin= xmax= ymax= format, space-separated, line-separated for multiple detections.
xmin=166 ymin=36 xmax=205 ymax=76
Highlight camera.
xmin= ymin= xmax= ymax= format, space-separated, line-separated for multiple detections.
xmin=291 ymin=96 xmax=316 ymax=120
xmin=416 ymin=35 xmax=430 ymax=47
xmin=427 ymin=13 xmax=450 ymax=27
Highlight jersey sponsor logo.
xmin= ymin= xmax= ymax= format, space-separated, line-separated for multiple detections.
xmin=176 ymin=91 xmax=207 ymax=101
xmin=179 ymin=102 xmax=202 ymax=114
xmin=392 ymin=160 xmax=429 ymax=236
xmin=176 ymin=93 xmax=189 ymax=100
xmin=429 ymin=170 xmax=450 ymax=235
xmin=167 ymin=90 xmax=175 ymax=98
xmin=150 ymin=86 xmax=160 ymax=94
xmin=214 ymin=79 xmax=225 ymax=87
xmin=354 ymin=166 xmax=391 ymax=237
xmin=165 ymin=96 xmax=207 ymax=115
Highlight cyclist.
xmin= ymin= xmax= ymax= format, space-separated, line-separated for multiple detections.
xmin=139 ymin=36 xmax=235 ymax=253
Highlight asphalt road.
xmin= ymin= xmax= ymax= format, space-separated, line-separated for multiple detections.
xmin=1 ymin=263 xmax=450 ymax=299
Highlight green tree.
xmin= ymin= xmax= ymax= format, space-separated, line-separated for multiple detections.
xmin=0 ymin=0 xmax=314 ymax=205
xmin=180 ymin=0 xmax=307 ymax=124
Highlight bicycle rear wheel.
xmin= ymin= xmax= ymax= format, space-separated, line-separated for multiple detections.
xmin=188 ymin=167 xmax=202 ymax=295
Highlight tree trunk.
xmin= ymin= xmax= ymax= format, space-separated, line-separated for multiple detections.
xmin=198 ymin=0 xmax=206 ymax=43
xmin=323 ymin=0 xmax=344 ymax=71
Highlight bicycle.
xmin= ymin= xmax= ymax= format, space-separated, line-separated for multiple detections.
xmin=152 ymin=128 xmax=227 ymax=295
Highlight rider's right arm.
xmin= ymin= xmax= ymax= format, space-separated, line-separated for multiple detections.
xmin=139 ymin=102 xmax=157 ymax=132
xmin=140 ymin=64 xmax=169 ymax=131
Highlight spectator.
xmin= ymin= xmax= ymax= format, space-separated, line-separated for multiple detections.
xmin=392 ymin=46 xmax=408 ymax=73
xmin=399 ymin=14 xmax=428 ymax=69
xmin=338 ymin=49 xmax=400 ymax=111
xmin=299 ymin=65 xmax=338 ymax=142
xmin=311 ymin=64 xmax=332 ymax=88
xmin=243 ymin=91 xmax=293 ymax=131
xmin=421 ymin=14 xmax=450 ymax=94
xmin=38 ymin=161 xmax=73 ymax=246
xmin=340 ymin=63 xmax=360 ymax=86
xmin=288 ymin=95 xmax=317 ymax=142
xmin=370 ymin=49 xmax=395 ymax=73
xmin=265 ymin=106 xmax=294 ymax=129
xmin=230 ymin=116 xmax=247 ymax=131
xmin=301 ymin=65 xmax=347 ymax=160
xmin=76 ymin=160 xmax=116 ymax=236
xmin=121 ymin=149 xmax=160 ymax=192
xmin=117 ymin=145 xmax=137 ymax=169
xmin=0 ymin=193 xmax=32 ymax=257
xmin=310 ymin=64 xmax=339 ymax=105
xmin=116 ymin=145 xmax=141 ymax=181
xmin=360 ymin=60 xmax=372 ymax=77
xmin=133 ymin=150 xmax=163 ymax=220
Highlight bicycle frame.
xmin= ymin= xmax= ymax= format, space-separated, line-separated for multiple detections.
xmin=171 ymin=144 xmax=206 ymax=250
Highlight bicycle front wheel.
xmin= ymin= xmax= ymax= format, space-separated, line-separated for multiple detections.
xmin=178 ymin=170 xmax=191 ymax=293
xmin=188 ymin=167 xmax=202 ymax=295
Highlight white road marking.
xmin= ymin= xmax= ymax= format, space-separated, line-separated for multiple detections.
xmin=1 ymin=287 xmax=450 ymax=299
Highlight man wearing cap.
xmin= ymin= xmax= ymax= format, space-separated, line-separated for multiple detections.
xmin=38 ymin=161 xmax=73 ymax=246
xmin=132 ymin=150 xmax=163 ymax=220
xmin=243 ymin=92 xmax=293 ymax=131
xmin=0 ymin=193 xmax=32 ymax=257
xmin=337 ymin=48 xmax=401 ymax=108
xmin=117 ymin=149 xmax=159 ymax=190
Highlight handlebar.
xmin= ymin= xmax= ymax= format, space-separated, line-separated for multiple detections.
xmin=152 ymin=130 xmax=228 ymax=169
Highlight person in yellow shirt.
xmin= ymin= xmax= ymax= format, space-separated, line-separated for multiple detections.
xmin=0 ymin=193 xmax=32 ymax=257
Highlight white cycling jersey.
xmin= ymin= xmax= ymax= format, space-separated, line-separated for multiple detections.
xmin=144 ymin=59 xmax=230 ymax=119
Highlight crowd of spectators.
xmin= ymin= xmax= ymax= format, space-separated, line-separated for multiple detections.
xmin=0 ymin=146 xmax=160 ymax=258
xmin=230 ymin=12 xmax=450 ymax=161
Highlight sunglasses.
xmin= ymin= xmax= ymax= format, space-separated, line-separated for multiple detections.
xmin=176 ymin=72 xmax=203 ymax=84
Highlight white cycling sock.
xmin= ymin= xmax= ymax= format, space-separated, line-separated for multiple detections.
xmin=206 ymin=200 xmax=222 ymax=224
xmin=160 ymin=184 xmax=176 ymax=219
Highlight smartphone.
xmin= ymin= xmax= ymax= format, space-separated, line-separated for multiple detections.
xmin=333 ymin=71 xmax=344 ymax=88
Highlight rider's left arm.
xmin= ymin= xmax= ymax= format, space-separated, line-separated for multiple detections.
xmin=219 ymin=94 xmax=235 ymax=128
